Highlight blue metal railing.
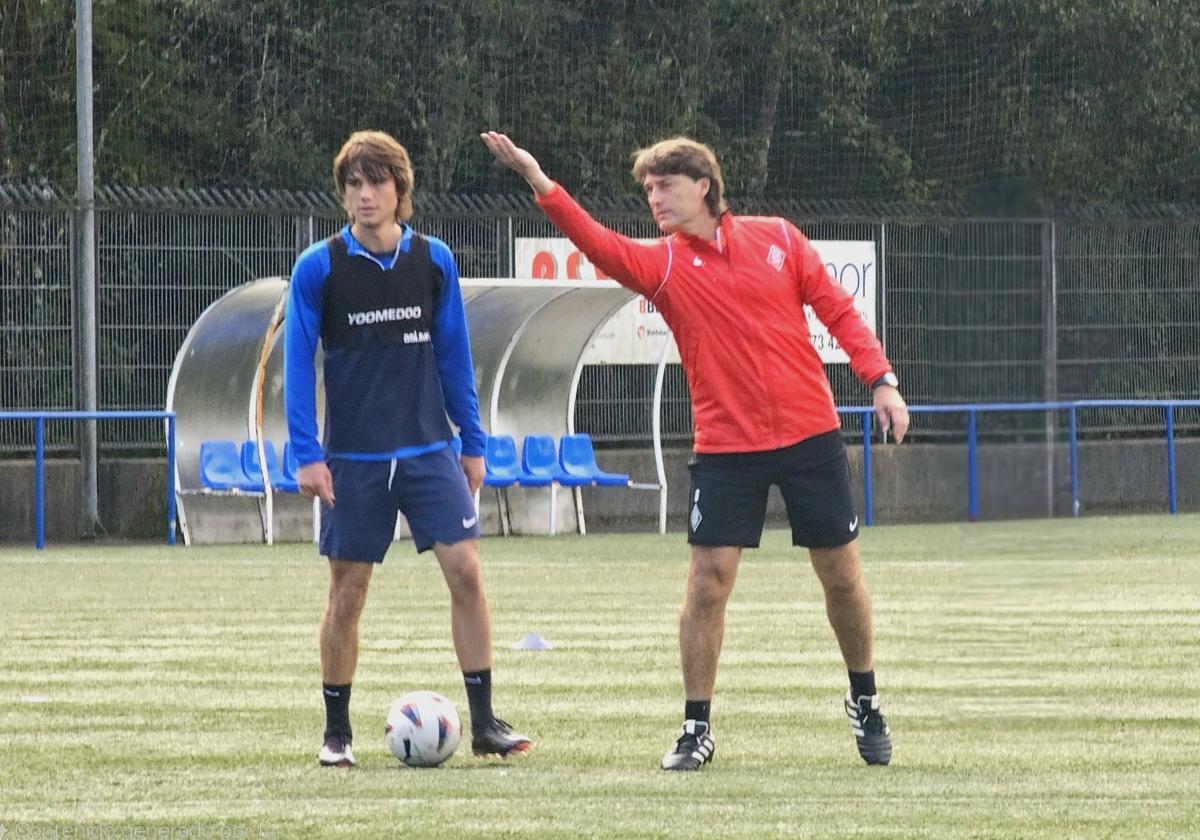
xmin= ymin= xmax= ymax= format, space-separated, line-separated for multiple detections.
xmin=0 ymin=411 xmax=177 ymax=550
xmin=2 ymin=401 xmax=1192 ymax=546
xmin=844 ymin=399 xmax=1200 ymax=526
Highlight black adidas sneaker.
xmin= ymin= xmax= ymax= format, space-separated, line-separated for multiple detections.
xmin=845 ymin=690 xmax=892 ymax=765
xmin=661 ymin=719 xmax=715 ymax=771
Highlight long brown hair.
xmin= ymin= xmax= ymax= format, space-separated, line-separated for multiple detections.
xmin=631 ymin=137 xmax=727 ymax=218
xmin=332 ymin=131 xmax=415 ymax=222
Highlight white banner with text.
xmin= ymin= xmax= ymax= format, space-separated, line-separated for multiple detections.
xmin=514 ymin=237 xmax=876 ymax=364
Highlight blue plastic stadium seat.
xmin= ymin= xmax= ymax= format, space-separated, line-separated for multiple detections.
xmin=199 ymin=440 xmax=264 ymax=493
xmin=483 ymin=434 xmax=527 ymax=488
xmin=271 ymin=441 xmax=301 ymax=493
xmin=509 ymin=435 xmax=553 ymax=487
xmin=522 ymin=434 xmax=589 ymax=487
xmin=559 ymin=434 xmax=630 ymax=486
xmin=240 ymin=439 xmax=299 ymax=493
xmin=282 ymin=441 xmax=301 ymax=484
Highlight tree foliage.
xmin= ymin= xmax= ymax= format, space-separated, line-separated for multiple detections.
xmin=2 ymin=0 xmax=1197 ymax=205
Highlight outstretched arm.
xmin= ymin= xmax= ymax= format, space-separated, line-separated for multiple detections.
xmin=480 ymin=131 xmax=665 ymax=296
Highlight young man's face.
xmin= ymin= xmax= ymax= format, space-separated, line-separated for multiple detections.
xmin=341 ymin=167 xmax=400 ymax=228
xmin=642 ymin=173 xmax=711 ymax=233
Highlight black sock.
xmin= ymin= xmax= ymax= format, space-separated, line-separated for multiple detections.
xmin=849 ymin=670 xmax=877 ymax=702
xmin=463 ymin=669 xmax=493 ymax=733
xmin=322 ymin=682 xmax=352 ymax=742
xmin=684 ymin=699 xmax=711 ymax=724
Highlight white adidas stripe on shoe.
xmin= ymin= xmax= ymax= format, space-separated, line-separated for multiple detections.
xmin=844 ymin=690 xmax=892 ymax=766
xmin=661 ymin=719 xmax=715 ymax=771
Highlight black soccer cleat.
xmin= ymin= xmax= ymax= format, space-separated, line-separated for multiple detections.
xmin=471 ymin=718 xmax=531 ymax=757
xmin=661 ymin=719 xmax=715 ymax=771
xmin=318 ymin=734 xmax=356 ymax=768
xmin=845 ymin=690 xmax=892 ymax=765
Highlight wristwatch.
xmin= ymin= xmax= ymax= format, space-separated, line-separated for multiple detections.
xmin=871 ymin=372 xmax=899 ymax=390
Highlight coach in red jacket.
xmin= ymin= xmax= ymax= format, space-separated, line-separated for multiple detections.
xmin=483 ymin=131 xmax=909 ymax=772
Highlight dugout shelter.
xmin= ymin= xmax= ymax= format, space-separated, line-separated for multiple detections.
xmin=168 ymin=277 xmax=669 ymax=544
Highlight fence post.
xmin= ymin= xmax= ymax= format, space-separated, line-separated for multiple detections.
xmin=75 ymin=0 xmax=100 ymax=538
xmin=879 ymin=220 xmax=887 ymax=355
xmin=862 ymin=410 xmax=874 ymax=526
xmin=35 ymin=417 xmax=46 ymax=550
xmin=507 ymin=215 xmax=514 ymax=277
xmin=1042 ymin=218 xmax=1058 ymax=517
xmin=967 ymin=410 xmax=979 ymax=521
xmin=295 ymin=214 xmax=308 ymax=253
xmin=167 ymin=414 xmax=177 ymax=545
xmin=1069 ymin=406 xmax=1079 ymax=517
xmin=1166 ymin=405 xmax=1177 ymax=514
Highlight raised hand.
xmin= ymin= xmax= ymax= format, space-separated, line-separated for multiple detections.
xmin=480 ymin=131 xmax=554 ymax=195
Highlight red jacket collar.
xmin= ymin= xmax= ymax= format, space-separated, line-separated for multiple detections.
xmin=673 ymin=212 xmax=734 ymax=255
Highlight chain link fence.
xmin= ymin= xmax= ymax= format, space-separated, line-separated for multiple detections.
xmin=2 ymin=187 xmax=1198 ymax=453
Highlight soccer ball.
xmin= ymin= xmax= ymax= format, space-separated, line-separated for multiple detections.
xmin=385 ymin=690 xmax=462 ymax=768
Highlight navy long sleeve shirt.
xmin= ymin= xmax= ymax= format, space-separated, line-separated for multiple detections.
xmin=284 ymin=224 xmax=485 ymax=467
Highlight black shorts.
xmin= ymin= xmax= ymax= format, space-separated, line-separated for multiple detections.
xmin=686 ymin=430 xmax=859 ymax=549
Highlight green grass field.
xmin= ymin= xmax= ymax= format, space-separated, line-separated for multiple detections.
xmin=2 ymin=516 xmax=1199 ymax=839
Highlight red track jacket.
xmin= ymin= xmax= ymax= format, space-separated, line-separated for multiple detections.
xmin=537 ymin=183 xmax=894 ymax=453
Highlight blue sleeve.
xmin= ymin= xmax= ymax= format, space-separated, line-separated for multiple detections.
xmin=428 ymin=237 xmax=486 ymax=457
xmin=284 ymin=241 xmax=330 ymax=466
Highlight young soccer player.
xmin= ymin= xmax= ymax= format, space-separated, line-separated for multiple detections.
xmin=286 ymin=130 xmax=529 ymax=767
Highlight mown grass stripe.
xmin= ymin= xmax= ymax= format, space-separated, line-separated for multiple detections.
xmin=1 ymin=515 xmax=1198 ymax=838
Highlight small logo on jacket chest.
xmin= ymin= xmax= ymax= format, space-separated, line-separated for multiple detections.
xmin=766 ymin=244 xmax=786 ymax=271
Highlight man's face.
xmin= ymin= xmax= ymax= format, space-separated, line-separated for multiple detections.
xmin=342 ymin=167 xmax=399 ymax=228
xmin=642 ymin=173 xmax=710 ymax=233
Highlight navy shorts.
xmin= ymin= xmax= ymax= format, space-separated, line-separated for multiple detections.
xmin=320 ymin=445 xmax=480 ymax=561
xmin=686 ymin=430 xmax=859 ymax=549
